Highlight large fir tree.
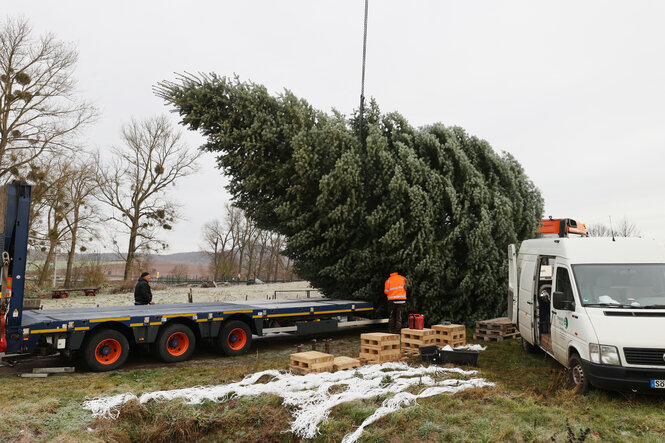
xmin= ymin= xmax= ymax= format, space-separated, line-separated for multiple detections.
xmin=155 ymin=74 xmax=544 ymax=323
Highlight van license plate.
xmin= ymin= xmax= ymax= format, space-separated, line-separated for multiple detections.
xmin=650 ymin=379 xmax=665 ymax=388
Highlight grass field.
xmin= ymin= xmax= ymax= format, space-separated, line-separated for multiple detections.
xmin=3 ymin=330 xmax=665 ymax=442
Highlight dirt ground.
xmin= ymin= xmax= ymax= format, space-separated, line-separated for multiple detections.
xmin=39 ymin=281 xmax=320 ymax=309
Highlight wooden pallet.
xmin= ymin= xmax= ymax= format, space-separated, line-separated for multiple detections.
xmin=475 ymin=326 xmax=517 ymax=336
xmin=290 ymin=351 xmax=334 ymax=374
xmin=473 ymin=331 xmax=520 ymax=342
xmin=432 ymin=324 xmax=466 ymax=346
xmin=359 ymin=350 xmax=402 ymax=363
xmin=475 ymin=317 xmax=513 ymax=330
xmin=474 ymin=317 xmax=519 ymax=342
xmin=360 ymin=332 xmax=400 ymax=353
xmin=401 ymin=328 xmax=436 ymax=353
xmin=333 ymin=356 xmax=362 ymax=371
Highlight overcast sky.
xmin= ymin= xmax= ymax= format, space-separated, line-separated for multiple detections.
xmin=7 ymin=1 xmax=665 ymax=252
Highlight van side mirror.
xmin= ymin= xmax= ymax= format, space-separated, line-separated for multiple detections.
xmin=552 ymin=291 xmax=575 ymax=311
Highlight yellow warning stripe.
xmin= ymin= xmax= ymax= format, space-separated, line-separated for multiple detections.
xmin=74 ymin=326 xmax=90 ymax=331
xmin=163 ymin=314 xmax=197 ymax=318
xmin=355 ymin=307 xmax=374 ymax=311
xmin=267 ymin=312 xmax=308 ymax=318
xmin=149 ymin=322 xmax=162 ymax=326
xmin=313 ymin=309 xmax=351 ymax=315
xmin=252 ymin=315 xmax=263 ymax=318
xmin=212 ymin=317 xmax=223 ymax=321
xmin=223 ymin=310 xmax=253 ymax=314
xmin=30 ymin=328 xmax=66 ymax=334
xmin=89 ymin=317 xmax=130 ymax=323
xmin=130 ymin=323 xmax=143 ymax=327
xmin=196 ymin=319 xmax=208 ymax=323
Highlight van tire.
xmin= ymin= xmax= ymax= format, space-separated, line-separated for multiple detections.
xmin=568 ymin=354 xmax=590 ymax=394
xmin=521 ymin=337 xmax=537 ymax=354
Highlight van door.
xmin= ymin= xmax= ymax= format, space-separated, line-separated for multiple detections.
xmin=508 ymin=244 xmax=518 ymax=324
xmin=517 ymin=256 xmax=537 ymax=343
xmin=551 ymin=266 xmax=576 ymax=364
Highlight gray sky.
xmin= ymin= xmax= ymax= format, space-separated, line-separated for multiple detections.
xmin=7 ymin=1 xmax=665 ymax=252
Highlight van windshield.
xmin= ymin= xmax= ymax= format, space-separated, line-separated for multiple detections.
xmin=572 ymin=264 xmax=665 ymax=308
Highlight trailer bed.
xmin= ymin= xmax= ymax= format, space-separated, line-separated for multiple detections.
xmin=21 ymin=298 xmax=373 ymax=333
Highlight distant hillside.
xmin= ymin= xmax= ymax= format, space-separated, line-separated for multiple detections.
xmin=73 ymin=251 xmax=209 ymax=265
xmin=151 ymin=252 xmax=209 ymax=265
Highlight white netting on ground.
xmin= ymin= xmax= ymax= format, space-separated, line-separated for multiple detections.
xmin=83 ymin=362 xmax=494 ymax=442
xmin=444 ymin=344 xmax=487 ymax=351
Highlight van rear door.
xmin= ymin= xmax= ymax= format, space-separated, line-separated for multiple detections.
xmin=508 ymin=244 xmax=518 ymax=323
xmin=518 ymin=255 xmax=537 ymax=343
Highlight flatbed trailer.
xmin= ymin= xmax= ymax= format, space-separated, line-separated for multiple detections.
xmin=0 ymin=182 xmax=380 ymax=371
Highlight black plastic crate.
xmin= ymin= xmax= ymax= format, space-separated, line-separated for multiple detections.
xmin=438 ymin=349 xmax=479 ymax=366
xmin=419 ymin=345 xmax=439 ymax=362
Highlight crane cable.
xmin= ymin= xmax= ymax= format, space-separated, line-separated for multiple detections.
xmin=358 ymin=0 xmax=369 ymax=144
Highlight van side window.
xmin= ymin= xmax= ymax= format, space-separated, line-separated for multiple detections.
xmin=555 ymin=267 xmax=574 ymax=303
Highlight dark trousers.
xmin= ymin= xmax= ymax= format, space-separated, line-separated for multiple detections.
xmin=388 ymin=301 xmax=405 ymax=334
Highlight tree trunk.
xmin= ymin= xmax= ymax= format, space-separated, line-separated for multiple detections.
xmin=124 ymin=220 xmax=138 ymax=281
xmin=38 ymin=244 xmax=56 ymax=287
xmin=237 ymin=244 xmax=245 ymax=279
xmin=64 ymin=210 xmax=79 ymax=287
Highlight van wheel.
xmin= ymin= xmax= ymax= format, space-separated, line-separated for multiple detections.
xmin=521 ymin=337 xmax=537 ymax=354
xmin=155 ymin=323 xmax=196 ymax=363
xmin=83 ymin=329 xmax=130 ymax=372
xmin=568 ymin=354 xmax=590 ymax=394
xmin=217 ymin=320 xmax=252 ymax=356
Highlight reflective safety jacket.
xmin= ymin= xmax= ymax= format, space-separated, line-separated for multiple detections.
xmin=384 ymin=272 xmax=406 ymax=301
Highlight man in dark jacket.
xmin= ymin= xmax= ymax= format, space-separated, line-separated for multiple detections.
xmin=134 ymin=272 xmax=154 ymax=305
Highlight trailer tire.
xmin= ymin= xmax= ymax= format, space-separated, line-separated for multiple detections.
xmin=83 ymin=329 xmax=130 ymax=372
xmin=568 ymin=354 xmax=590 ymax=394
xmin=217 ymin=320 xmax=252 ymax=356
xmin=155 ymin=323 xmax=196 ymax=363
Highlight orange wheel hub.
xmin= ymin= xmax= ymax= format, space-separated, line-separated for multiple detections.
xmin=227 ymin=328 xmax=247 ymax=350
xmin=95 ymin=338 xmax=122 ymax=365
xmin=166 ymin=332 xmax=189 ymax=356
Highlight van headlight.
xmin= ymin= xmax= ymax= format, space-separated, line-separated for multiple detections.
xmin=600 ymin=345 xmax=621 ymax=366
xmin=589 ymin=343 xmax=600 ymax=363
xmin=589 ymin=343 xmax=621 ymax=366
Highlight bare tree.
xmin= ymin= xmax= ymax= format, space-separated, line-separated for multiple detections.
xmin=202 ymin=219 xmax=236 ymax=280
xmin=63 ymin=158 xmax=100 ymax=287
xmin=96 ymin=115 xmax=201 ymax=280
xmin=34 ymin=157 xmax=73 ymax=286
xmin=587 ymin=217 xmax=641 ymax=238
xmin=0 ymin=17 xmax=95 ymax=182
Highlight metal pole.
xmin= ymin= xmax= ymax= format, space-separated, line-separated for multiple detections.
xmin=359 ymin=0 xmax=369 ymax=143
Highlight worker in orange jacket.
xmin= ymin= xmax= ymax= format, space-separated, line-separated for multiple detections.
xmin=385 ymin=271 xmax=406 ymax=334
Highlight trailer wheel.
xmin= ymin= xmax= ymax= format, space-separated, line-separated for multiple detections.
xmin=568 ymin=354 xmax=590 ymax=394
xmin=83 ymin=329 xmax=130 ymax=372
xmin=217 ymin=320 xmax=252 ymax=356
xmin=155 ymin=323 xmax=196 ymax=363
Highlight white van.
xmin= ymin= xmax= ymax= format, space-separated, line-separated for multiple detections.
xmin=508 ymin=236 xmax=665 ymax=393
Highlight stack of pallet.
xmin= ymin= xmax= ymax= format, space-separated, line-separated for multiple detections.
xmin=290 ymin=351 xmax=334 ymax=375
xmin=473 ymin=317 xmax=519 ymax=342
xmin=400 ymin=328 xmax=436 ymax=355
xmin=359 ymin=332 xmax=401 ymax=363
xmin=432 ymin=324 xmax=466 ymax=347
xmin=333 ymin=356 xmax=362 ymax=371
